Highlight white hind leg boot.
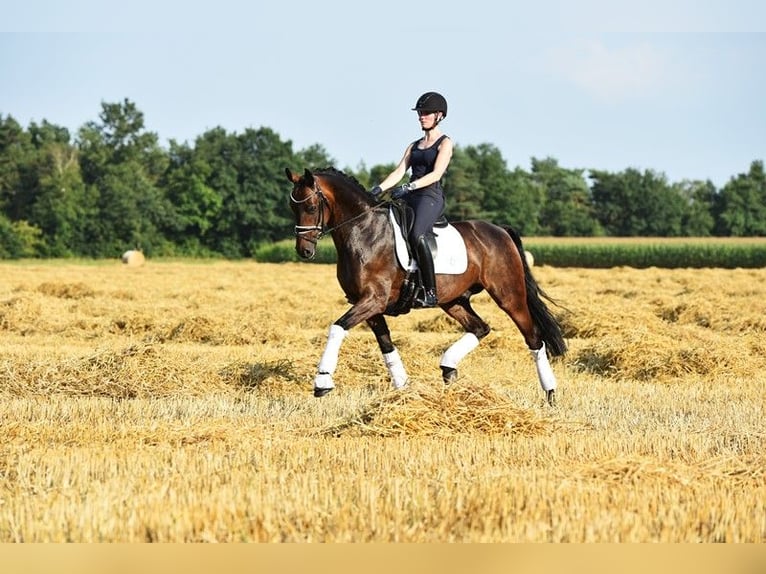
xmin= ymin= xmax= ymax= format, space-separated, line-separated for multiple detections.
xmin=530 ymin=341 xmax=557 ymax=392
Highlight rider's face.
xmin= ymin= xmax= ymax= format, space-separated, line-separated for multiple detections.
xmin=417 ymin=111 xmax=438 ymax=128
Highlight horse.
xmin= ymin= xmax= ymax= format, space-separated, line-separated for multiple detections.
xmin=285 ymin=167 xmax=567 ymax=405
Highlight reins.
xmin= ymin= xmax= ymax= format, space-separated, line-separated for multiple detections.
xmin=290 ymin=180 xmax=387 ymax=244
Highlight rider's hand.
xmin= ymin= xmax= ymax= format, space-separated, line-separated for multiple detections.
xmin=369 ymin=185 xmax=383 ymax=199
xmin=391 ymin=184 xmax=412 ymax=200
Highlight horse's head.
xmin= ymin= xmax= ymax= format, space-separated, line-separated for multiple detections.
xmin=286 ymin=166 xmax=377 ymax=260
xmin=285 ymin=167 xmax=327 ymax=260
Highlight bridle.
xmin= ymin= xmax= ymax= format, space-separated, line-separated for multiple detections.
xmin=290 ymin=181 xmax=328 ymax=245
xmin=290 ymin=179 xmax=386 ymax=244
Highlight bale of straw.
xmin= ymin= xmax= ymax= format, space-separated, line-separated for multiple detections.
xmin=121 ymin=250 xmax=146 ymax=266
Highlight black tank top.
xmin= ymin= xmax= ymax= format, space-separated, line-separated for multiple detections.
xmin=409 ymin=134 xmax=449 ymax=185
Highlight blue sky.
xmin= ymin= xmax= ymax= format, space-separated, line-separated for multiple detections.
xmin=2 ymin=1 xmax=764 ymax=189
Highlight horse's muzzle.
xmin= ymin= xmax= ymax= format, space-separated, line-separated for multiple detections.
xmin=295 ymin=240 xmax=316 ymax=260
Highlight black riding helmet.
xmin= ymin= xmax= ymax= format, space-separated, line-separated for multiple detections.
xmin=412 ymin=92 xmax=448 ymax=118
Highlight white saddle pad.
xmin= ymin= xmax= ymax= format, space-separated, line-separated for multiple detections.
xmin=389 ymin=209 xmax=468 ymax=274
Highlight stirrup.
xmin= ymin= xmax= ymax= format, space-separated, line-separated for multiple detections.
xmin=414 ymin=288 xmax=438 ymax=308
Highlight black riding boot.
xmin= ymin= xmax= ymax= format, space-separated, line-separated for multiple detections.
xmin=414 ymin=235 xmax=438 ymax=308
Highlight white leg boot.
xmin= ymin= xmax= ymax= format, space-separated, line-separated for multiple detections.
xmin=383 ymin=348 xmax=408 ymax=389
xmin=314 ymin=324 xmax=347 ymax=396
xmin=530 ymin=341 xmax=557 ymax=392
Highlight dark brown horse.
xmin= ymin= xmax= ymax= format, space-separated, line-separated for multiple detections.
xmin=285 ymin=167 xmax=567 ymax=404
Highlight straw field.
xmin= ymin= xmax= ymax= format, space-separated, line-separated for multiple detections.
xmin=0 ymin=258 xmax=764 ymax=542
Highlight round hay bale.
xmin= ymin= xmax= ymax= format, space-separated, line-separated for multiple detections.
xmin=524 ymin=250 xmax=535 ymax=267
xmin=121 ymin=250 xmax=146 ymax=266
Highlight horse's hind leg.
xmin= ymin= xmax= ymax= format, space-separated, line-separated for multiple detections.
xmin=439 ymin=296 xmax=490 ymax=384
xmin=486 ymin=286 xmax=558 ymax=405
xmin=367 ymin=314 xmax=408 ymax=389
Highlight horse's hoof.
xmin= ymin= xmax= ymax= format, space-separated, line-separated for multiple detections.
xmin=546 ymin=389 xmax=557 ymax=406
xmin=441 ymin=366 xmax=458 ymax=385
xmin=314 ymin=387 xmax=333 ymax=398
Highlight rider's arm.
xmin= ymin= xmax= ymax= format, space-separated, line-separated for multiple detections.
xmin=378 ymin=144 xmax=413 ymax=191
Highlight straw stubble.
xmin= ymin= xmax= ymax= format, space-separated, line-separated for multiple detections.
xmin=0 ymin=260 xmax=763 ymax=542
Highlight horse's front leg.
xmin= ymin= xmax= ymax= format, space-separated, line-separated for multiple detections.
xmin=314 ymin=296 xmax=387 ymax=397
xmin=440 ymin=296 xmax=490 ymax=384
xmin=314 ymin=323 xmax=347 ymax=397
xmin=366 ymin=314 xmax=408 ymax=389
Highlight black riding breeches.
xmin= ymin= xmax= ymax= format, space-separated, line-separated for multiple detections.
xmin=405 ymin=190 xmax=445 ymax=245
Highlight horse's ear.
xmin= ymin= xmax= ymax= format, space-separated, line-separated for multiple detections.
xmin=303 ymin=168 xmax=315 ymax=186
xmin=285 ymin=167 xmax=300 ymax=183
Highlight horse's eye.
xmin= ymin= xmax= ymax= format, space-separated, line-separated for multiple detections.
xmin=306 ymin=204 xmax=318 ymax=214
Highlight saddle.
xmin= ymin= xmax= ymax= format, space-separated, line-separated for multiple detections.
xmin=385 ymin=200 xmax=466 ymax=316
xmin=389 ymin=200 xmax=448 ymax=257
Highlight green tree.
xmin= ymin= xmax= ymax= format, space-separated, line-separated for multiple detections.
xmin=28 ymin=142 xmax=91 ymax=256
xmin=0 ymin=212 xmax=24 ymax=257
xmin=446 ymin=146 xmax=545 ymax=234
xmin=77 ymin=99 xmax=171 ymax=256
xmin=590 ymin=168 xmax=685 ymax=236
xmin=236 ymin=127 xmax=297 ymax=251
xmin=0 ymin=117 xmax=86 ymax=256
xmin=14 ymin=120 xmax=92 ymax=256
xmin=296 ymin=143 xmax=335 ymax=171
xmin=715 ymin=160 xmax=766 ymax=236
xmin=0 ymin=115 xmax=35 ymax=221
xmin=0 ymin=216 xmax=42 ymax=258
xmin=503 ymin=168 xmax=545 ymax=235
xmin=443 ymin=145 xmax=486 ymax=220
xmin=532 ymin=157 xmax=602 ymax=236
xmin=193 ymin=126 xmax=296 ymax=257
xmin=189 ymin=128 xmax=242 ymax=256
xmin=161 ymin=141 xmax=222 ymax=255
xmin=475 ymin=157 xmax=543 ymax=235
xmin=674 ymin=179 xmax=716 ymax=236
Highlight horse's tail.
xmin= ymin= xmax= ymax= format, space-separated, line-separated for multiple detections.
xmin=503 ymin=226 xmax=568 ymax=357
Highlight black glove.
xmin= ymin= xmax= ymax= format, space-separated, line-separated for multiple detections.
xmin=391 ymin=183 xmax=414 ymax=200
xmin=369 ymin=185 xmax=383 ymax=199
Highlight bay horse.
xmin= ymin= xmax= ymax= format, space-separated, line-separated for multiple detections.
xmin=285 ymin=167 xmax=567 ymax=404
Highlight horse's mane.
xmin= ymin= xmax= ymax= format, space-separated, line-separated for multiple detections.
xmin=314 ymin=167 xmax=367 ymax=195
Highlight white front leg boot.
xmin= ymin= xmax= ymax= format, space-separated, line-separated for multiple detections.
xmin=440 ymin=333 xmax=480 ymax=370
xmin=383 ymin=348 xmax=408 ymax=389
xmin=314 ymin=324 xmax=347 ymax=395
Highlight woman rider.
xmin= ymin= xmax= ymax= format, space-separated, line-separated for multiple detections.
xmin=369 ymin=92 xmax=453 ymax=308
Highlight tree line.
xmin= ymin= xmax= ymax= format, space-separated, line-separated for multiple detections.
xmin=1 ymin=99 xmax=764 ymax=259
